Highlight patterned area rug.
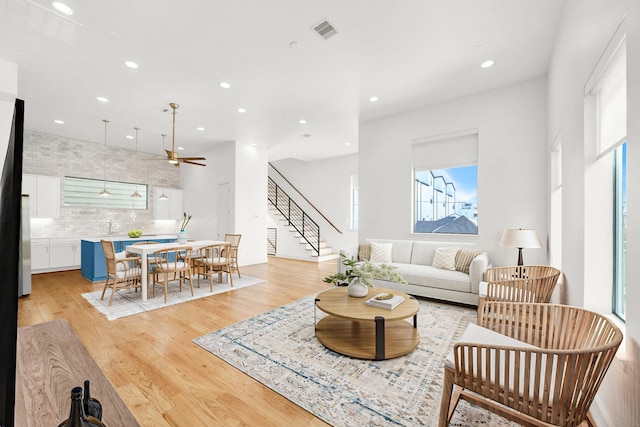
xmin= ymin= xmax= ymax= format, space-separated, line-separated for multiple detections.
xmin=194 ymin=293 xmax=517 ymax=426
xmin=82 ymin=276 xmax=265 ymax=321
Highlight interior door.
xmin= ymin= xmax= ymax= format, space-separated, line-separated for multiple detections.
xmin=217 ymin=182 xmax=231 ymax=239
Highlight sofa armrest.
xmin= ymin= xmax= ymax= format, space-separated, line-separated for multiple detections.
xmin=337 ymin=246 xmax=359 ymax=274
xmin=469 ymin=252 xmax=490 ymax=294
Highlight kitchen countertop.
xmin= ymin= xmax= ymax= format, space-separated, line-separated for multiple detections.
xmin=81 ymin=234 xmax=177 ymax=243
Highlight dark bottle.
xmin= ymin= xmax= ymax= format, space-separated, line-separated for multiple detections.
xmin=58 ymin=386 xmax=107 ymax=427
xmin=83 ymin=380 xmax=103 ymax=420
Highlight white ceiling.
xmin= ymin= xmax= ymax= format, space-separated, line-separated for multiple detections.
xmin=0 ymin=0 xmax=565 ymax=162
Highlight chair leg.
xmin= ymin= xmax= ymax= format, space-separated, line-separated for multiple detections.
xmin=108 ymin=284 xmax=117 ymax=306
xmin=100 ymin=277 xmax=111 ymax=300
xmin=228 ymin=265 xmax=233 ymax=287
xmin=187 ymin=268 xmax=194 ymax=296
xmin=438 ymin=368 xmax=456 ymax=427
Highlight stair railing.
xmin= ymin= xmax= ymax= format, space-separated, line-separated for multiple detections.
xmin=267 ymin=227 xmax=277 ymax=256
xmin=268 ymin=177 xmax=320 ymax=255
xmin=269 ymin=162 xmax=342 ymax=234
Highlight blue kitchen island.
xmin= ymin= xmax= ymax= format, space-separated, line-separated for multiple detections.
xmin=81 ymin=235 xmax=176 ymax=282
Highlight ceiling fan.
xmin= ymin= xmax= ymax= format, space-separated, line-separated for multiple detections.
xmin=164 ymin=102 xmax=206 ymax=167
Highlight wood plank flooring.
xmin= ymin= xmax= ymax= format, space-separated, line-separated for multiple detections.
xmin=17 ymin=257 xmax=336 ymax=427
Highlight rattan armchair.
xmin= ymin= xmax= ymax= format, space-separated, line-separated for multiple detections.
xmin=439 ymin=301 xmax=623 ymax=427
xmin=478 ymin=265 xmax=560 ymax=321
xmin=150 ymin=246 xmax=194 ymax=303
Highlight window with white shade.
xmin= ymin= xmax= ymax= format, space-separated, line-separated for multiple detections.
xmin=412 ymin=131 xmax=478 ymax=234
xmin=585 ymin=30 xmax=627 ymax=320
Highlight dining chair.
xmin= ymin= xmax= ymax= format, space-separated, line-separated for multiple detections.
xmin=195 ymin=242 xmax=233 ymax=290
xmin=150 ymin=246 xmax=194 ymax=303
xmin=224 ymin=233 xmax=242 ymax=278
xmin=100 ymin=240 xmax=142 ymax=306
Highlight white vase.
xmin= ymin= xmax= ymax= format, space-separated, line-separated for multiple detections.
xmin=347 ymin=278 xmax=369 ymax=297
xmin=177 ymin=230 xmax=188 ymax=244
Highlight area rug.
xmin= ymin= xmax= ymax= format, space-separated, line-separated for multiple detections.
xmin=82 ymin=276 xmax=265 ymax=321
xmin=194 ymin=294 xmax=517 ymax=426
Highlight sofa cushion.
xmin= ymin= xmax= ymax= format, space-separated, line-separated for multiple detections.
xmin=432 ymin=247 xmax=458 ymax=270
xmin=391 ymin=263 xmax=471 ymax=293
xmin=455 ymin=249 xmax=481 ymax=274
xmin=358 ymin=243 xmax=371 ymax=261
xmin=370 ymin=242 xmax=393 ymax=263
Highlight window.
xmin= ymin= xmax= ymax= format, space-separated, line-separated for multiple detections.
xmin=351 ymin=174 xmax=359 ymax=230
xmin=585 ymin=30 xmax=626 ymax=319
xmin=64 ymin=177 xmax=148 ymax=209
xmin=614 ymin=143 xmax=626 ymax=319
xmin=412 ymin=132 xmax=478 ymax=234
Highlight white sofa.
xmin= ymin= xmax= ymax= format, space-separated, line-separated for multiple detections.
xmin=339 ymin=239 xmax=490 ymax=306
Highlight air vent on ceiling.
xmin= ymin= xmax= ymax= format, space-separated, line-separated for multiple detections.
xmin=312 ymin=19 xmax=337 ymax=40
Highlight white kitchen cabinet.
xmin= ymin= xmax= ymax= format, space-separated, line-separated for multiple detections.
xmin=22 ymin=174 xmax=61 ymax=219
xmin=49 ymin=238 xmax=81 ymax=269
xmin=153 ymin=187 xmax=183 ymax=220
xmin=31 ymin=239 xmax=50 ymax=271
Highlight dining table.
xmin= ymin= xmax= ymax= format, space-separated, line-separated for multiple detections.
xmin=125 ymin=239 xmax=226 ymax=301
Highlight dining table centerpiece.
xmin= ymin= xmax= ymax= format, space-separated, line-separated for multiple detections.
xmin=177 ymin=212 xmax=191 ymax=243
xmin=323 ymin=253 xmax=407 ymax=297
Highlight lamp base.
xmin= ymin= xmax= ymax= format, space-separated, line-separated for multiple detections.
xmin=517 ymin=248 xmax=524 ymax=266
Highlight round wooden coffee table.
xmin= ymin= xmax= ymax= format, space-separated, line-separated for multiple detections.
xmin=314 ymin=286 xmax=420 ymax=360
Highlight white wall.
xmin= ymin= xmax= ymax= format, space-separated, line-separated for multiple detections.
xmin=270 ymin=154 xmax=359 ymax=253
xmin=234 ymin=143 xmax=268 ymax=266
xmin=547 ymin=0 xmax=639 ymax=425
xmin=181 ymin=142 xmax=235 ymax=241
xmin=359 ymin=76 xmax=548 ymax=267
xmin=0 ymin=59 xmax=17 ymax=167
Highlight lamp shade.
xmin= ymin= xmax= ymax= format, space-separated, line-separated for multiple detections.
xmin=499 ymin=229 xmax=542 ymax=249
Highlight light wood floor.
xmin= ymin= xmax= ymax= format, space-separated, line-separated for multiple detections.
xmin=18 ymin=257 xmax=337 ymax=426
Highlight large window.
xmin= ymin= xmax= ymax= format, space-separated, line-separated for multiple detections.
xmin=413 ymin=132 xmax=478 ymax=234
xmin=64 ymin=177 xmax=148 ymax=209
xmin=614 ymin=143 xmax=626 ymax=319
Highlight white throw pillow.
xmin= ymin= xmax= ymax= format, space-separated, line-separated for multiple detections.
xmin=369 ymin=242 xmax=393 ymax=263
xmin=432 ymin=247 xmax=458 ymax=270
xmin=115 ymin=251 xmax=127 ymax=271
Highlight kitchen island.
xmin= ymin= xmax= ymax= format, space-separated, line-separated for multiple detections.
xmin=80 ymin=235 xmax=176 ymax=282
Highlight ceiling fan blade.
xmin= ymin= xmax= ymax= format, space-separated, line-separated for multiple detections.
xmin=178 ymin=156 xmax=206 ymax=161
xmin=181 ymin=159 xmax=207 ymax=167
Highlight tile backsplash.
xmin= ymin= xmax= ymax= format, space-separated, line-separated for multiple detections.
xmin=23 ymin=130 xmax=182 ymax=238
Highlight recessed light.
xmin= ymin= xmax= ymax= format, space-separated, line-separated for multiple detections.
xmin=219 ymin=82 xmax=231 ymax=89
xmin=126 ymin=135 xmax=134 ymax=139
xmin=97 ymin=96 xmax=109 ymax=103
xmin=251 ymin=143 xmax=257 ymax=146
xmin=344 ymin=142 xmax=351 ymax=146
xmin=299 ymin=119 xmax=307 ymax=124
xmin=54 ymin=119 xmax=64 ymax=124
xmin=369 ymin=96 xmax=378 ymax=102
xmin=481 ymin=60 xmax=494 ymax=68
xmin=237 ymin=108 xmax=246 ymax=113
xmin=124 ymin=61 xmax=138 ymax=69
xmin=197 ymin=127 xmax=205 ymax=131
xmin=52 ymin=2 xmax=73 ymax=16
xmin=302 ymin=133 xmax=311 ymax=138
xmin=289 ymin=41 xmax=300 ymax=49
xmin=177 ymin=146 xmax=184 ymax=151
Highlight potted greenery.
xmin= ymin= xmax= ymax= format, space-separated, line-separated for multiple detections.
xmin=324 ymin=253 xmax=407 ymax=297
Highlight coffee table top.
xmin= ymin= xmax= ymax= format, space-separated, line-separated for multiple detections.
xmin=315 ymin=286 xmax=419 ymax=321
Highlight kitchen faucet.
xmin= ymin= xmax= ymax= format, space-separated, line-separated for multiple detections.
xmin=107 ymin=220 xmax=113 ymax=235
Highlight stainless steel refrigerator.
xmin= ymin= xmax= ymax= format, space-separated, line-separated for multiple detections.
xmin=19 ymin=194 xmax=31 ymax=297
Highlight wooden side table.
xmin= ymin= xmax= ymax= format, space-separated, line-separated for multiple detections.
xmin=314 ymin=287 xmax=420 ymax=360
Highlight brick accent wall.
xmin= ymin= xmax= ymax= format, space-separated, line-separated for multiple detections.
xmin=23 ymin=130 xmax=182 ymax=238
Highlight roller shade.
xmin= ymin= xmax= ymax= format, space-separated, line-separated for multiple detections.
xmin=413 ymin=133 xmax=477 ymax=170
xmin=594 ymin=40 xmax=626 ymax=155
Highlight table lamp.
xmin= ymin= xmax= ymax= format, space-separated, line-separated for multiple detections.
xmin=499 ymin=228 xmax=542 ymax=265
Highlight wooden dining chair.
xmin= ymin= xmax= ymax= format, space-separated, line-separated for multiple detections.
xmin=100 ymin=240 xmax=142 ymax=306
xmin=224 ymin=233 xmax=242 ymax=278
xmin=195 ymin=242 xmax=233 ymax=290
xmin=150 ymin=246 xmax=194 ymax=303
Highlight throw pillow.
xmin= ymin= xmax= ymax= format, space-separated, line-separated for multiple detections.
xmin=115 ymin=251 xmax=127 ymax=271
xmin=358 ymin=243 xmax=371 ymax=261
xmin=455 ymin=249 xmax=481 ymax=274
xmin=369 ymin=242 xmax=393 ymax=263
xmin=432 ymin=247 xmax=458 ymax=270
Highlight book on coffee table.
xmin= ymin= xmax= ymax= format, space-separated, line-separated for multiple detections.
xmin=366 ymin=293 xmax=405 ymax=310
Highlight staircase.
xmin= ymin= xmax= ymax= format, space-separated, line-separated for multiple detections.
xmin=267 ymin=174 xmax=338 ymax=263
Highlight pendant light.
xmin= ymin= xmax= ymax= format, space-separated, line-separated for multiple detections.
xmin=99 ymin=119 xmax=111 ymax=196
xmin=131 ymin=127 xmax=141 ymax=198
xmin=158 ymin=134 xmax=169 ymax=200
